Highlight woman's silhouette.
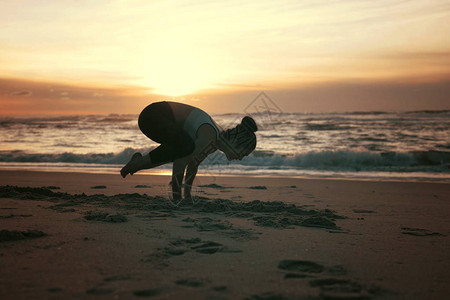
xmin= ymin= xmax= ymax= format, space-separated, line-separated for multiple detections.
xmin=121 ymin=101 xmax=258 ymax=200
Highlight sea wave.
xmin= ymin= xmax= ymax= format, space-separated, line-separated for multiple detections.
xmin=0 ymin=148 xmax=140 ymax=165
xmin=1 ymin=149 xmax=448 ymax=173
xmin=0 ymin=114 xmax=137 ymax=128
xmin=205 ymin=150 xmax=450 ymax=172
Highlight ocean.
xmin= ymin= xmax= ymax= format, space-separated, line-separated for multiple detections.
xmin=1 ymin=110 xmax=449 ymax=182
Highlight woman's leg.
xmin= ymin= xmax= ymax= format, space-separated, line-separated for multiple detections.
xmin=119 ymin=152 xmax=161 ymax=177
xmin=121 ymin=102 xmax=194 ymax=178
xmin=139 ymin=101 xmax=194 ymax=164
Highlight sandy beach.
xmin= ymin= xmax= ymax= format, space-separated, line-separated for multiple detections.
xmin=0 ymin=170 xmax=449 ymax=299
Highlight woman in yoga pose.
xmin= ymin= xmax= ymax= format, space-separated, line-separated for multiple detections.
xmin=120 ymin=101 xmax=258 ymax=200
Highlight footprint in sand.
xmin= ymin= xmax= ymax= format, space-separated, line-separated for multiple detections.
xmin=83 ymin=211 xmax=128 ymax=223
xmin=278 ymin=260 xmax=324 ymax=273
xmin=309 ymin=278 xmax=363 ymax=298
xmin=277 ymin=259 xmax=385 ymax=298
xmin=279 ymin=260 xmax=348 ymax=279
xmin=49 ymin=202 xmax=78 ymax=213
xmin=401 ymin=227 xmax=444 ymax=237
xmin=309 ymin=278 xmax=384 ymax=299
xmin=142 ymin=238 xmax=239 ymax=267
xmin=175 ymin=279 xmax=206 ymax=287
xmin=166 ymin=238 xmax=222 ymax=255
xmin=0 ymin=229 xmax=46 ymax=242
xmin=191 ymin=241 xmax=223 ymax=254
xmin=170 ymin=237 xmax=202 ymax=245
xmin=133 ymin=289 xmax=162 ymax=297
xmin=85 ymin=288 xmax=114 ymax=295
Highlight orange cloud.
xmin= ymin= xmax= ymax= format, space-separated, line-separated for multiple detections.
xmin=1 ymin=73 xmax=450 ymax=116
xmin=0 ymin=77 xmax=156 ymax=115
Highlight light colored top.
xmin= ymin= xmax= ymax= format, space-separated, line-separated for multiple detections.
xmin=183 ymin=108 xmax=221 ymax=141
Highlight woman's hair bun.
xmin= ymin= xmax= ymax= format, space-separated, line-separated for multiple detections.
xmin=241 ymin=116 xmax=258 ymax=133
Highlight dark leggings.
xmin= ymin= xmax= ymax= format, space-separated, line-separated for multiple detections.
xmin=138 ymin=102 xmax=195 ymax=165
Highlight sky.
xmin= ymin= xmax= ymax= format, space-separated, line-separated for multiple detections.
xmin=0 ymin=0 xmax=449 ymax=115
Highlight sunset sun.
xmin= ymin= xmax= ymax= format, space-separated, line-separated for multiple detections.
xmin=139 ymin=52 xmax=213 ymax=97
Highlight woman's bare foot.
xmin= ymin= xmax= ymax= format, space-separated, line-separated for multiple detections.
xmin=120 ymin=152 xmax=143 ymax=178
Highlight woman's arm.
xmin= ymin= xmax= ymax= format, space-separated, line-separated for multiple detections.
xmin=184 ymin=160 xmax=199 ymax=200
xmin=170 ymin=123 xmax=217 ymax=200
xmin=172 ymin=159 xmax=187 ymax=200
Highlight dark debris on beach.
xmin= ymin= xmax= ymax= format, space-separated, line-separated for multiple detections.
xmin=84 ymin=211 xmax=128 ymax=223
xmin=0 ymin=185 xmax=345 ymax=231
xmin=0 ymin=229 xmax=47 ymax=242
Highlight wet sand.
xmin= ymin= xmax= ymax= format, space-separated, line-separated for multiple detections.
xmin=0 ymin=170 xmax=449 ymax=299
